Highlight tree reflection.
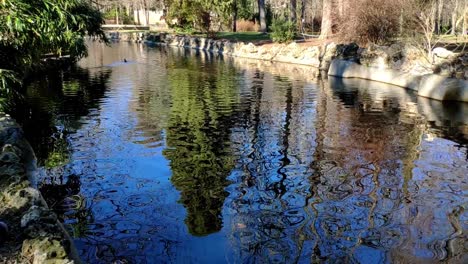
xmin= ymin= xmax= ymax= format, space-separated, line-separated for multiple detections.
xmin=11 ymin=66 xmax=111 ymax=166
xmin=163 ymin=54 xmax=241 ymax=236
xmin=8 ymin=65 xmax=111 ymax=240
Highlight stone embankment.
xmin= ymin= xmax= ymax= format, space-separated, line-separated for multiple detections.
xmin=0 ymin=114 xmax=78 ymax=264
xmin=107 ymin=31 xmax=468 ymax=102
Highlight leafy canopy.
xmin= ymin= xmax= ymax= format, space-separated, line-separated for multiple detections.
xmin=0 ymin=0 xmax=106 ymax=102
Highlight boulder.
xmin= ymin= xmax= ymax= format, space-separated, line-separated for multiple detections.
xmin=432 ymin=47 xmax=455 ymax=59
xmin=328 ymin=59 xmax=468 ymax=102
xmin=418 ymin=74 xmax=468 ymax=101
xmin=328 ymin=59 xmax=420 ymax=90
xmin=335 ymin=42 xmax=360 ymax=61
xmin=320 ymin=42 xmax=338 ymax=70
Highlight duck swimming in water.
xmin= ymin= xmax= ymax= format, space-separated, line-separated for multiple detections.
xmin=123 ymin=58 xmax=127 ymax=63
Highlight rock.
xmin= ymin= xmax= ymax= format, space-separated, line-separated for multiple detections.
xmin=0 ymin=151 xmax=21 ymax=164
xmin=320 ymin=42 xmax=338 ymax=70
xmin=223 ymin=41 xmax=234 ymax=54
xmin=0 ymin=221 xmax=8 ymax=244
xmin=418 ymin=74 xmax=468 ymax=101
xmin=360 ymin=44 xmax=391 ymax=68
xmin=329 ymin=59 xmax=468 ymax=102
xmin=336 ymin=42 xmax=360 ymax=61
xmin=0 ymin=114 xmax=77 ymax=263
xmin=21 ymin=206 xmax=43 ymax=228
xmin=433 ymin=47 xmax=455 ymax=59
xmin=286 ymin=42 xmax=303 ymax=58
xmin=22 ymin=238 xmax=72 ymax=264
xmin=5 ymin=186 xmax=41 ymax=211
xmin=328 ymin=59 xmax=421 ymax=91
xmin=244 ymin=43 xmax=257 ymax=53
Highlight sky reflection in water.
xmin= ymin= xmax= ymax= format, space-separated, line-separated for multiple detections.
xmin=13 ymin=42 xmax=468 ymax=263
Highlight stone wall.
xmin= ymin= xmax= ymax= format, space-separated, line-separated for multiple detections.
xmin=328 ymin=59 xmax=468 ymax=102
xmin=0 ymin=114 xmax=79 ymax=264
xmin=104 ymin=31 xmax=467 ymax=101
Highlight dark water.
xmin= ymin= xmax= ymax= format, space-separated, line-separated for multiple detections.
xmin=11 ymin=42 xmax=468 ymax=263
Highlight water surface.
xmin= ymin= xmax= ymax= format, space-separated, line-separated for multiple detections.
xmin=13 ymin=42 xmax=468 ymax=263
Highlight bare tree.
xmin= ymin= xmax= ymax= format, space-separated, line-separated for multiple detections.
xmin=319 ymin=0 xmax=333 ymax=39
xmin=290 ymin=0 xmax=297 ymax=23
xmin=451 ymin=0 xmax=459 ymax=34
xmin=258 ymin=0 xmax=267 ymax=33
xmin=436 ymin=0 xmax=443 ymax=34
xmin=463 ymin=0 xmax=467 ymax=35
xmin=414 ymin=0 xmax=438 ymax=58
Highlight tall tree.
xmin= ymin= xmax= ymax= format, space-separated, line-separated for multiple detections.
xmin=319 ymin=0 xmax=333 ymax=39
xmin=232 ymin=0 xmax=238 ymax=32
xmin=451 ymin=0 xmax=459 ymax=34
xmin=463 ymin=0 xmax=467 ymax=35
xmin=290 ymin=0 xmax=297 ymax=24
xmin=301 ymin=0 xmax=306 ymax=23
xmin=258 ymin=0 xmax=267 ymax=32
xmin=436 ymin=0 xmax=443 ymax=34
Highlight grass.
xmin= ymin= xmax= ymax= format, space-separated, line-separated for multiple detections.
xmin=103 ymin=27 xmax=271 ymax=43
xmin=216 ymin=32 xmax=271 ymax=42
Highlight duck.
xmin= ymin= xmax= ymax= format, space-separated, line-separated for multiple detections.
xmin=123 ymin=58 xmax=127 ymax=63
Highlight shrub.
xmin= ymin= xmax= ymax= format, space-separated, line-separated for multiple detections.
xmin=236 ymin=20 xmax=259 ymax=32
xmin=270 ymin=18 xmax=296 ymax=43
xmin=339 ymin=0 xmax=404 ymax=45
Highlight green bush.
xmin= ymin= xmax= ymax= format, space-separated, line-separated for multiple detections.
xmin=173 ymin=25 xmax=195 ymax=35
xmin=0 ymin=0 xmax=106 ymax=98
xmin=103 ymin=8 xmax=133 ymax=25
xmin=270 ymin=18 xmax=296 ymax=43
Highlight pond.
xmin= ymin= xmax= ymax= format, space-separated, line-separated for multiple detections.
xmin=11 ymin=41 xmax=468 ymax=263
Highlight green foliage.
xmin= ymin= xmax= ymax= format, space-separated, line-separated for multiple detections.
xmin=0 ymin=0 xmax=106 ymax=101
xmin=173 ymin=25 xmax=196 ymax=35
xmin=166 ymin=0 xmax=237 ymax=35
xmin=237 ymin=0 xmax=256 ymax=20
xmin=103 ymin=7 xmax=133 ymax=25
xmin=270 ymin=18 xmax=296 ymax=43
xmin=166 ymin=0 xmax=210 ymax=33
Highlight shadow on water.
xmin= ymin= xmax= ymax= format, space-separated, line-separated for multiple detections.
xmin=6 ymin=42 xmax=467 ymax=263
xmin=7 ymin=65 xmax=111 ymax=239
xmin=11 ymin=66 xmax=111 ymax=167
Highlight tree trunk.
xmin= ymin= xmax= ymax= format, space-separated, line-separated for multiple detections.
xmin=258 ymin=0 xmax=267 ymax=33
xmin=463 ymin=1 xmax=467 ymax=35
xmin=338 ymin=0 xmax=344 ymax=18
xmin=137 ymin=4 xmax=141 ymax=25
xmin=290 ymin=0 xmax=297 ymax=24
xmin=144 ymin=0 xmax=149 ymax=26
xmin=319 ymin=0 xmax=333 ymax=39
xmin=301 ymin=0 xmax=306 ymax=22
xmin=116 ymin=5 xmax=120 ymax=25
xmin=232 ymin=0 xmax=237 ymax=32
xmin=436 ymin=0 xmax=443 ymax=34
xmin=311 ymin=2 xmax=316 ymax=33
xmin=451 ymin=0 xmax=459 ymax=35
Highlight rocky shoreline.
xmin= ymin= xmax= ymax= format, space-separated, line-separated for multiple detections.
xmin=0 ymin=114 xmax=79 ymax=264
xmin=106 ymin=31 xmax=468 ymax=102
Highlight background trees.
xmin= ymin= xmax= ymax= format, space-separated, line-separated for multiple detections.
xmin=318 ymin=0 xmax=467 ymax=40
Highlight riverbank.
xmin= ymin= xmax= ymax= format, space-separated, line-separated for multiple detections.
xmin=106 ymin=31 xmax=468 ymax=102
xmin=0 ymin=113 xmax=78 ymax=263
